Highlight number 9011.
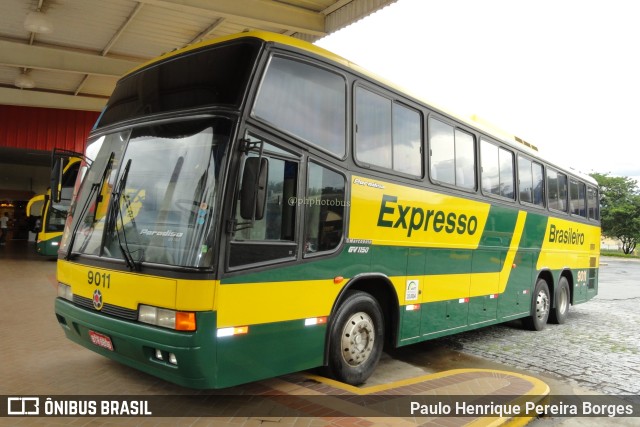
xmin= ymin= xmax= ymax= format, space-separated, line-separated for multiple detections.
xmin=88 ymin=270 xmax=111 ymax=288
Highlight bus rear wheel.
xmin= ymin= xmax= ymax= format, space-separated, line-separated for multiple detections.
xmin=523 ymin=278 xmax=550 ymax=331
xmin=327 ymin=291 xmax=384 ymax=386
xmin=549 ymin=276 xmax=570 ymax=324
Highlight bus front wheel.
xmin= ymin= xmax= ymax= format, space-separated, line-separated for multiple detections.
xmin=327 ymin=291 xmax=384 ymax=386
xmin=523 ymin=278 xmax=550 ymax=331
xmin=549 ymin=276 xmax=570 ymax=324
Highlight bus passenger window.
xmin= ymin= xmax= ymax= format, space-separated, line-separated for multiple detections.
xmin=428 ymin=117 xmax=476 ymax=189
xmin=253 ymin=56 xmax=346 ymax=158
xmin=499 ymin=148 xmax=514 ymax=198
xmin=532 ymin=162 xmax=544 ymax=205
xmin=481 ymin=140 xmax=514 ymax=199
xmin=304 ymin=162 xmax=345 ymax=255
xmin=587 ymin=186 xmax=599 ymax=220
xmin=355 ymin=88 xmax=422 ymax=176
xmin=355 ymin=88 xmax=392 ymax=169
xmin=392 ymin=103 xmax=422 ymax=176
xmin=570 ymin=179 xmax=587 ymax=217
xmin=518 ymin=155 xmax=544 ymax=206
xmin=548 ymin=169 xmax=568 ymax=212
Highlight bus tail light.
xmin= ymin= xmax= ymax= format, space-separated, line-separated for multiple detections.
xmin=138 ymin=305 xmax=196 ymax=331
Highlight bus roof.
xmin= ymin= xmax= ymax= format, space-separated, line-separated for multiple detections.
xmin=126 ymin=31 xmax=597 ymax=187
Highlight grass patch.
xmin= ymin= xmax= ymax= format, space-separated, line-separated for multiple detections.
xmin=600 ymin=250 xmax=639 ymax=259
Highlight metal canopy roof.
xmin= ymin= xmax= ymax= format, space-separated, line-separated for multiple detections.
xmin=0 ymin=0 xmax=396 ymax=112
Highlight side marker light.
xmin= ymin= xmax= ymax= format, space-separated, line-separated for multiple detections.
xmin=217 ymin=326 xmax=249 ymax=337
xmin=304 ymin=317 xmax=327 ymax=326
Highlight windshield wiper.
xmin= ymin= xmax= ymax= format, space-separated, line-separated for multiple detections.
xmin=65 ymin=152 xmax=114 ymax=260
xmin=108 ymin=159 xmax=139 ymax=271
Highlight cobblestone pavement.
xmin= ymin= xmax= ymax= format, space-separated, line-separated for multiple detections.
xmin=440 ymin=258 xmax=640 ymax=402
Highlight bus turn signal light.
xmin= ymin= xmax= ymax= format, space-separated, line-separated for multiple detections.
xmin=176 ymin=312 xmax=196 ymax=331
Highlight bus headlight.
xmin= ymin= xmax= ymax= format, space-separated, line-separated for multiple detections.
xmin=138 ymin=305 xmax=196 ymax=331
xmin=57 ymin=283 xmax=73 ymax=301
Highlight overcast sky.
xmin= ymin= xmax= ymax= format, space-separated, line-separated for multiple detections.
xmin=316 ymin=0 xmax=640 ymax=183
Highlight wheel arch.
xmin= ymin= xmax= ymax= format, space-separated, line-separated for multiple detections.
xmin=323 ymin=273 xmax=400 ymax=365
xmin=537 ymin=269 xmax=554 ymax=299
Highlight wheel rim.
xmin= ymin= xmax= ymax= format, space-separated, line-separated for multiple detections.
xmin=341 ymin=311 xmax=375 ymax=367
xmin=558 ymin=285 xmax=569 ymax=314
xmin=535 ymin=288 xmax=550 ymax=320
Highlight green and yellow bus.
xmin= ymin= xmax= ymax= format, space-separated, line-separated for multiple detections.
xmin=53 ymin=31 xmax=600 ymax=389
xmin=27 ymin=156 xmax=80 ymax=256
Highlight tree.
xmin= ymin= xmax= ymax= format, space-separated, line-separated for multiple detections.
xmin=590 ymin=173 xmax=640 ymax=254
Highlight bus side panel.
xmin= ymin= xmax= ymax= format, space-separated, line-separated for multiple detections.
xmin=215 ymin=319 xmax=326 ymax=388
xmin=420 ymin=249 xmax=471 ymax=337
xmin=498 ymin=212 xmax=548 ymax=319
xmin=498 ymin=249 xmax=534 ymax=319
xmin=214 ymin=273 xmax=346 ymax=388
xmin=536 ymin=217 xmax=601 ymax=304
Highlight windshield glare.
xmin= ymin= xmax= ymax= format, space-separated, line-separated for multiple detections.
xmin=61 ymin=118 xmax=231 ymax=269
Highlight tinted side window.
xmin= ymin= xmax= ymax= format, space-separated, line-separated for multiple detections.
xmin=99 ymin=41 xmax=260 ymax=128
xmin=253 ymin=56 xmax=346 ymax=158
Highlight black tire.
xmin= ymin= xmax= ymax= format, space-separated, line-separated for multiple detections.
xmin=523 ymin=278 xmax=550 ymax=331
xmin=549 ymin=276 xmax=570 ymax=324
xmin=326 ymin=291 xmax=384 ymax=385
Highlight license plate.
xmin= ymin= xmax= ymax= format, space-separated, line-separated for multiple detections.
xmin=89 ymin=330 xmax=114 ymax=351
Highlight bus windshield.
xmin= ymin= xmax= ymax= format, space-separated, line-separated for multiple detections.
xmin=60 ymin=117 xmax=231 ymax=269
